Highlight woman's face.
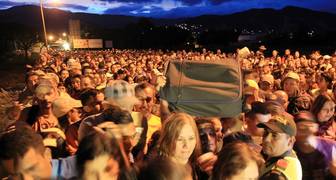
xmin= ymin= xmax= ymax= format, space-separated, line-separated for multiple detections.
xmin=318 ymin=77 xmax=328 ymax=90
xmin=71 ymin=77 xmax=81 ymax=91
xmin=173 ymin=124 xmax=197 ymax=164
xmin=317 ymin=100 xmax=335 ymax=122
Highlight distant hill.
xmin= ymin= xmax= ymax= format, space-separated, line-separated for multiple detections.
xmin=186 ymin=6 xmax=336 ymax=31
xmin=0 ymin=5 xmax=335 ymax=32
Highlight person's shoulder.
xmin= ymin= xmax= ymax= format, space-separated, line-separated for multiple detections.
xmin=315 ymin=136 xmax=336 ymax=151
xmin=81 ymin=113 xmax=104 ymax=126
xmin=277 ymin=154 xmax=302 ymax=179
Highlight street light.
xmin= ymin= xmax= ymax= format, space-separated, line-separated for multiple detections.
xmin=40 ymin=0 xmax=48 ymax=48
xmin=48 ymin=35 xmax=54 ymax=41
xmin=62 ymin=32 xmax=67 ymax=37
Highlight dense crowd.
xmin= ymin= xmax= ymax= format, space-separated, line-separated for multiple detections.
xmin=0 ymin=46 xmax=336 ymax=180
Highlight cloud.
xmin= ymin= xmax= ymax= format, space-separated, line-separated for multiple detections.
xmin=178 ymin=0 xmax=203 ymax=6
xmin=0 ymin=0 xmax=27 ymax=8
xmin=104 ymin=4 xmax=143 ymax=14
xmin=95 ymin=0 xmax=157 ymax=3
xmin=61 ymin=4 xmax=89 ymax=11
xmin=46 ymin=3 xmax=89 ymax=11
xmin=208 ymin=0 xmax=235 ymax=5
xmin=1 ymin=0 xmax=335 ymax=18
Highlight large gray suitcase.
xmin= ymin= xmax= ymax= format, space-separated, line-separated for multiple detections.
xmin=160 ymin=59 xmax=242 ymax=117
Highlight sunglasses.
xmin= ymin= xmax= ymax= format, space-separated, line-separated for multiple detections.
xmin=139 ymin=96 xmax=153 ymax=103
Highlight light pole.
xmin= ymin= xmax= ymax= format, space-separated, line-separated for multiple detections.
xmin=40 ymin=0 xmax=48 ymax=49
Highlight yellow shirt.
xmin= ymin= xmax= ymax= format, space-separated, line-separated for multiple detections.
xmin=131 ymin=112 xmax=162 ymax=144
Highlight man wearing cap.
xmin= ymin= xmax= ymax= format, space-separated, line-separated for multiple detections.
xmin=18 ymin=71 xmax=40 ymax=107
xmin=19 ymin=79 xmax=59 ymax=132
xmin=283 ymin=71 xmax=310 ymax=115
xmin=258 ymin=115 xmax=302 ymax=180
xmin=283 ymin=71 xmax=300 ymax=99
xmin=259 ymin=74 xmax=274 ymax=92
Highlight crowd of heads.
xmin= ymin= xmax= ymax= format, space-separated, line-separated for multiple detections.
xmin=0 ymin=47 xmax=335 ymax=179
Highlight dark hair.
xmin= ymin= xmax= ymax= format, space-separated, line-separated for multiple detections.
xmin=98 ymin=62 xmax=105 ymax=69
xmin=223 ymin=131 xmax=253 ymax=145
xmin=251 ymin=101 xmax=270 ymax=115
xmin=44 ymin=67 xmax=56 ymax=74
xmin=245 ymin=111 xmax=256 ymax=121
xmin=332 ymin=83 xmax=336 ymax=92
xmin=76 ymin=132 xmax=130 ymax=178
xmin=70 ymin=74 xmax=82 ymax=82
xmin=117 ymin=69 xmax=126 ymax=75
xmin=212 ymin=142 xmax=263 ymax=180
xmin=195 ymin=118 xmax=214 ymax=127
xmin=79 ymin=88 xmax=100 ymax=106
xmin=0 ymin=123 xmax=45 ymax=162
xmin=135 ymin=82 xmax=155 ymax=94
xmin=103 ymin=105 xmax=134 ymax=125
xmin=25 ymin=71 xmax=39 ymax=83
xmin=138 ymin=157 xmax=191 ymax=180
xmin=311 ymin=94 xmax=334 ymax=118
xmin=320 ymin=73 xmax=333 ymax=89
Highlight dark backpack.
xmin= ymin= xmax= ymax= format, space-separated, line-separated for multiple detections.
xmin=160 ymin=59 xmax=242 ymax=117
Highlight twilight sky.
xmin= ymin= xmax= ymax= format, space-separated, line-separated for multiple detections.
xmin=0 ymin=0 xmax=335 ymax=18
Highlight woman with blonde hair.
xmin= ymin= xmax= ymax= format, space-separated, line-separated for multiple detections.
xmin=159 ymin=112 xmax=201 ymax=179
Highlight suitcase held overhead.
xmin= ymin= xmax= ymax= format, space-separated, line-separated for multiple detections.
xmin=160 ymin=59 xmax=243 ymax=117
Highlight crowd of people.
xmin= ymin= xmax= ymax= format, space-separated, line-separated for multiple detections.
xmin=0 ymin=46 xmax=336 ymax=179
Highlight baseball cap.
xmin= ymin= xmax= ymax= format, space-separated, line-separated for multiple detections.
xmin=284 ymin=71 xmax=300 ymax=81
xmin=52 ymin=96 xmax=83 ymax=118
xmin=257 ymin=115 xmax=297 ymax=136
xmin=35 ymin=79 xmax=55 ymax=99
xmin=104 ymin=80 xmax=139 ymax=111
xmin=68 ymin=59 xmax=82 ymax=70
xmin=245 ymin=79 xmax=259 ymax=90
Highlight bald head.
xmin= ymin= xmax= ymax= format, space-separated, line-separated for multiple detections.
xmin=274 ymin=90 xmax=289 ymax=109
